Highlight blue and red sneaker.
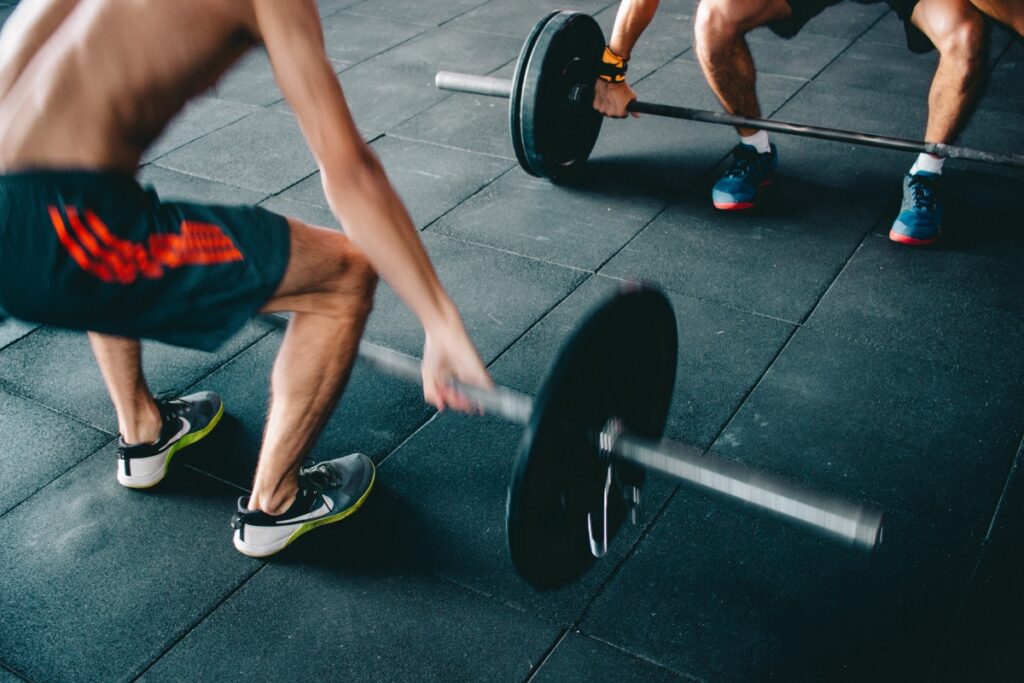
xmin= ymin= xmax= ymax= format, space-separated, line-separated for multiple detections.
xmin=712 ymin=143 xmax=778 ymax=210
xmin=889 ymin=171 xmax=943 ymax=246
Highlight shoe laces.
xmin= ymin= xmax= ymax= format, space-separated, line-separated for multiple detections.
xmin=724 ymin=145 xmax=765 ymax=179
xmin=299 ymin=460 xmax=345 ymax=496
xmin=908 ymin=174 xmax=939 ymax=212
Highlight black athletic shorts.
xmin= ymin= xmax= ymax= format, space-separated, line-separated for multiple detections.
xmin=0 ymin=169 xmax=290 ymax=351
xmin=770 ymin=0 xmax=933 ymax=53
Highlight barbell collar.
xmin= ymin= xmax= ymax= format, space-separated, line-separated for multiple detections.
xmin=357 ymin=341 xmax=882 ymax=549
xmin=610 ymin=432 xmax=883 ymax=550
xmin=434 ymin=69 xmax=1024 ymax=169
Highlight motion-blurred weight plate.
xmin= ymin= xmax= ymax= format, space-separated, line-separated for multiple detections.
xmin=511 ymin=11 xmax=605 ymax=182
xmin=507 ymin=284 xmax=678 ymax=587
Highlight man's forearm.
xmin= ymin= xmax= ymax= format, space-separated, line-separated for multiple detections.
xmin=322 ymin=155 xmax=459 ymax=335
xmin=608 ymin=0 xmax=660 ymax=59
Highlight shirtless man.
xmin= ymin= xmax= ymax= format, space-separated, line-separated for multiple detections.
xmin=0 ymin=0 xmax=492 ymax=557
xmin=593 ymin=0 xmax=992 ymax=246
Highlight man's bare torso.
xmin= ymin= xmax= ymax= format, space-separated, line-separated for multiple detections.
xmin=0 ymin=0 xmax=262 ymax=173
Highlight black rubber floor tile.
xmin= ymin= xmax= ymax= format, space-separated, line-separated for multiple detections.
xmin=339 ymin=26 xmax=521 ymax=131
xmin=0 ymin=320 xmax=274 ymax=433
xmin=808 ymin=235 xmax=1024 ymax=364
xmin=140 ymin=559 xmax=559 ymax=682
xmin=535 ymin=634 xmax=688 ymax=682
xmin=790 ymin=0 xmax=888 ymax=40
xmin=814 ymin=39 xmax=937 ymax=99
xmin=0 ymin=391 xmax=110 ymax=516
xmin=317 ymin=0 xmax=363 ymax=18
xmin=955 ymin=105 xmax=1024 ymax=156
xmin=141 ymin=97 xmax=259 ymax=164
xmin=448 ymin=0 xmax=620 ymax=37
xmin=774 ymin=79 xmax=928 ymax=141
xmin=739 ymin=29 xmax=851 ymax=80
xmin=368 ymin=411 xmax=676 ymax=624
xmin=600 ymin=177 xmax=879 ymax=322
xmin=259 ymin=195 xmax=340 ymax=229
xmin=279 ymin=136 xmax=513 ymax=228
xmin=389 ymin=61 xmax=517 ymax=159
xmin=581 ymin=487 xmax=980 ymax=680
xmin=0 ymin=319 xmax=36 ymax=351
xmin=320 ymin=11 xmax=425 ymax=69
xmin=363 ymin=232 xmax=587 ymax=360
xmin=939 ymin=440 xmax=1024 ymax=681
xmin=586 ymin=60 xmax=809 ymax=193
xmin=0 ymin=665 xmax=25 ymax=683
xmin=979 ymin=41 xmax=1024 ymax=114
xmin=0 ymin=444 xmax=259 ymax=683
xmin=210 ymin=50 xmax=284 ymax=107
xmin=179 ymin=329 xmax=434 ymax=489
xmin=157 ymin=110 xmax=317 ymax=194
xmin=427 ymin=169 xmax=670 ymax=271
xmin=715 ymin=327 xmax=1023 ymax=522
xmin=137 ymin=165 xmax=268 ymax=205
xmin=345 ymin=0 xmax=493 ymax=27
xmin=488 ymin=276 xmax=794 ymax=449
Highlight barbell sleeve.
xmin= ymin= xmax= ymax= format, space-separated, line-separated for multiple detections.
xmin=612 ymin=432 xmax=883 ymax=549
xmin=434 ymin=70 xmax=1024 ymax=169
xmin=435 ymin=71 xmax=514 ymax=99
xmin=356 ymin=341 xmax=882 ymax=549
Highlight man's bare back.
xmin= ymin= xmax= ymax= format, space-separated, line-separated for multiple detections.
xmin=0 ymin=0 xmax=261 ymax=173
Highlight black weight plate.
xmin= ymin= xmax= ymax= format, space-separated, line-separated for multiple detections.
xmin=516 ymin=11 xmax=605 ymax=182
xmin=510 ymin=11 xmax=559 ymax=175
xmin=507 ymin=285 xmax=677 ymax=588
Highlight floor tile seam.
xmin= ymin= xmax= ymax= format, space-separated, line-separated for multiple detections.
xmin=149 ymin=159 xmax=284 ymax=197
xmin=522 ymin=629 xmax=570 ymax=683
xmin=143 ymin=105 xmax=265 ymax=167
xmin=595 ymin=271 xmax=803 ymax=328
xmin=796 ymin=198 xmax=894 ymax=327
xmin=382 ymin=132 xmax=517 ymax=162
xmin=0 ymin=379 xmax=116 ymax=437
xmin=174 ymin=326 xmax=277 ymax=398
xmin=928 ymin=431 xmax=1024 ymax=679
xmin=416 ymin=163 xmax=518 ymax=232
xmin=423 ymin=226 xmax=598 ymax=275
xmin=572 ymin=632 xmax=707 ymax=683
xmin=0 ymin=433 xmax=117 ymax=525
xmin=329 ymin=20 xmax=433 ymax=76
xmin=180 ymin=463 xmax=252 ymax=495
xmin=0 ymin=657 xmax=33 ymax=683
xmin=381 ymin=56 xmax=519 ymax=134
xmin=0 ymin=324 xmax=42 ymax=353
xmin=130 ymin=563 xmax=269 ymax=681
xmin=430 ymin=572 xmax=548 ymax=623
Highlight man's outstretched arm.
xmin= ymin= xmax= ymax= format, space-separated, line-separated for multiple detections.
xmin=253 ymin=0 xmax=491 ymax=408
xmin=593 ymin=0 xmax=661 ymax=118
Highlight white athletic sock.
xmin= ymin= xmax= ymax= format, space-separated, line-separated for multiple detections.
xmin=740 ymin=130 xmax=771 ymax=154
xmin=909 ymin=153 xmax=944 ymax=175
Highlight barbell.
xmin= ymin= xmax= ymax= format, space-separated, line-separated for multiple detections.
xmin=357 ymin=284 xmax=883 ymax=588
xmin=435 ymin=11 xmax=1024 ymax=183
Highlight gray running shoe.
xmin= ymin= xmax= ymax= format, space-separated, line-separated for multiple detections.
xmin=117 ymin=391 xmax=224 ymax=488
xmin=231 ymin=453 xmax=376 ymax=557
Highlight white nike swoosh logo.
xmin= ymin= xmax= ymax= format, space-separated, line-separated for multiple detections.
xmin=157 ymin=418 xmax=191 ymax=453
xmin=273 ymin=499 xmax=333 ymax=525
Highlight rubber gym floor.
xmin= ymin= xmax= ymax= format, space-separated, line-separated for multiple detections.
xmin=1 ymin=1 xmax=1022 ymax=681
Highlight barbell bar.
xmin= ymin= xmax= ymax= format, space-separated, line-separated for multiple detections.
xmin=358 ymin=333 xmax=883 ymax=551
xmin=435 ymin=11 xmax=1024 ymax=182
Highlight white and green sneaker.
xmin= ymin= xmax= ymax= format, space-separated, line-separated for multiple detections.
xmin=116 ymin=391 xmax=224 ymax=489
xmin=231 ymin=454 xmax=376 ymax=558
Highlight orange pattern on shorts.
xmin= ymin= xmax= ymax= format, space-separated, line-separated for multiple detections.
xmin=48 ymin=205 xmax=244 ymax=284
